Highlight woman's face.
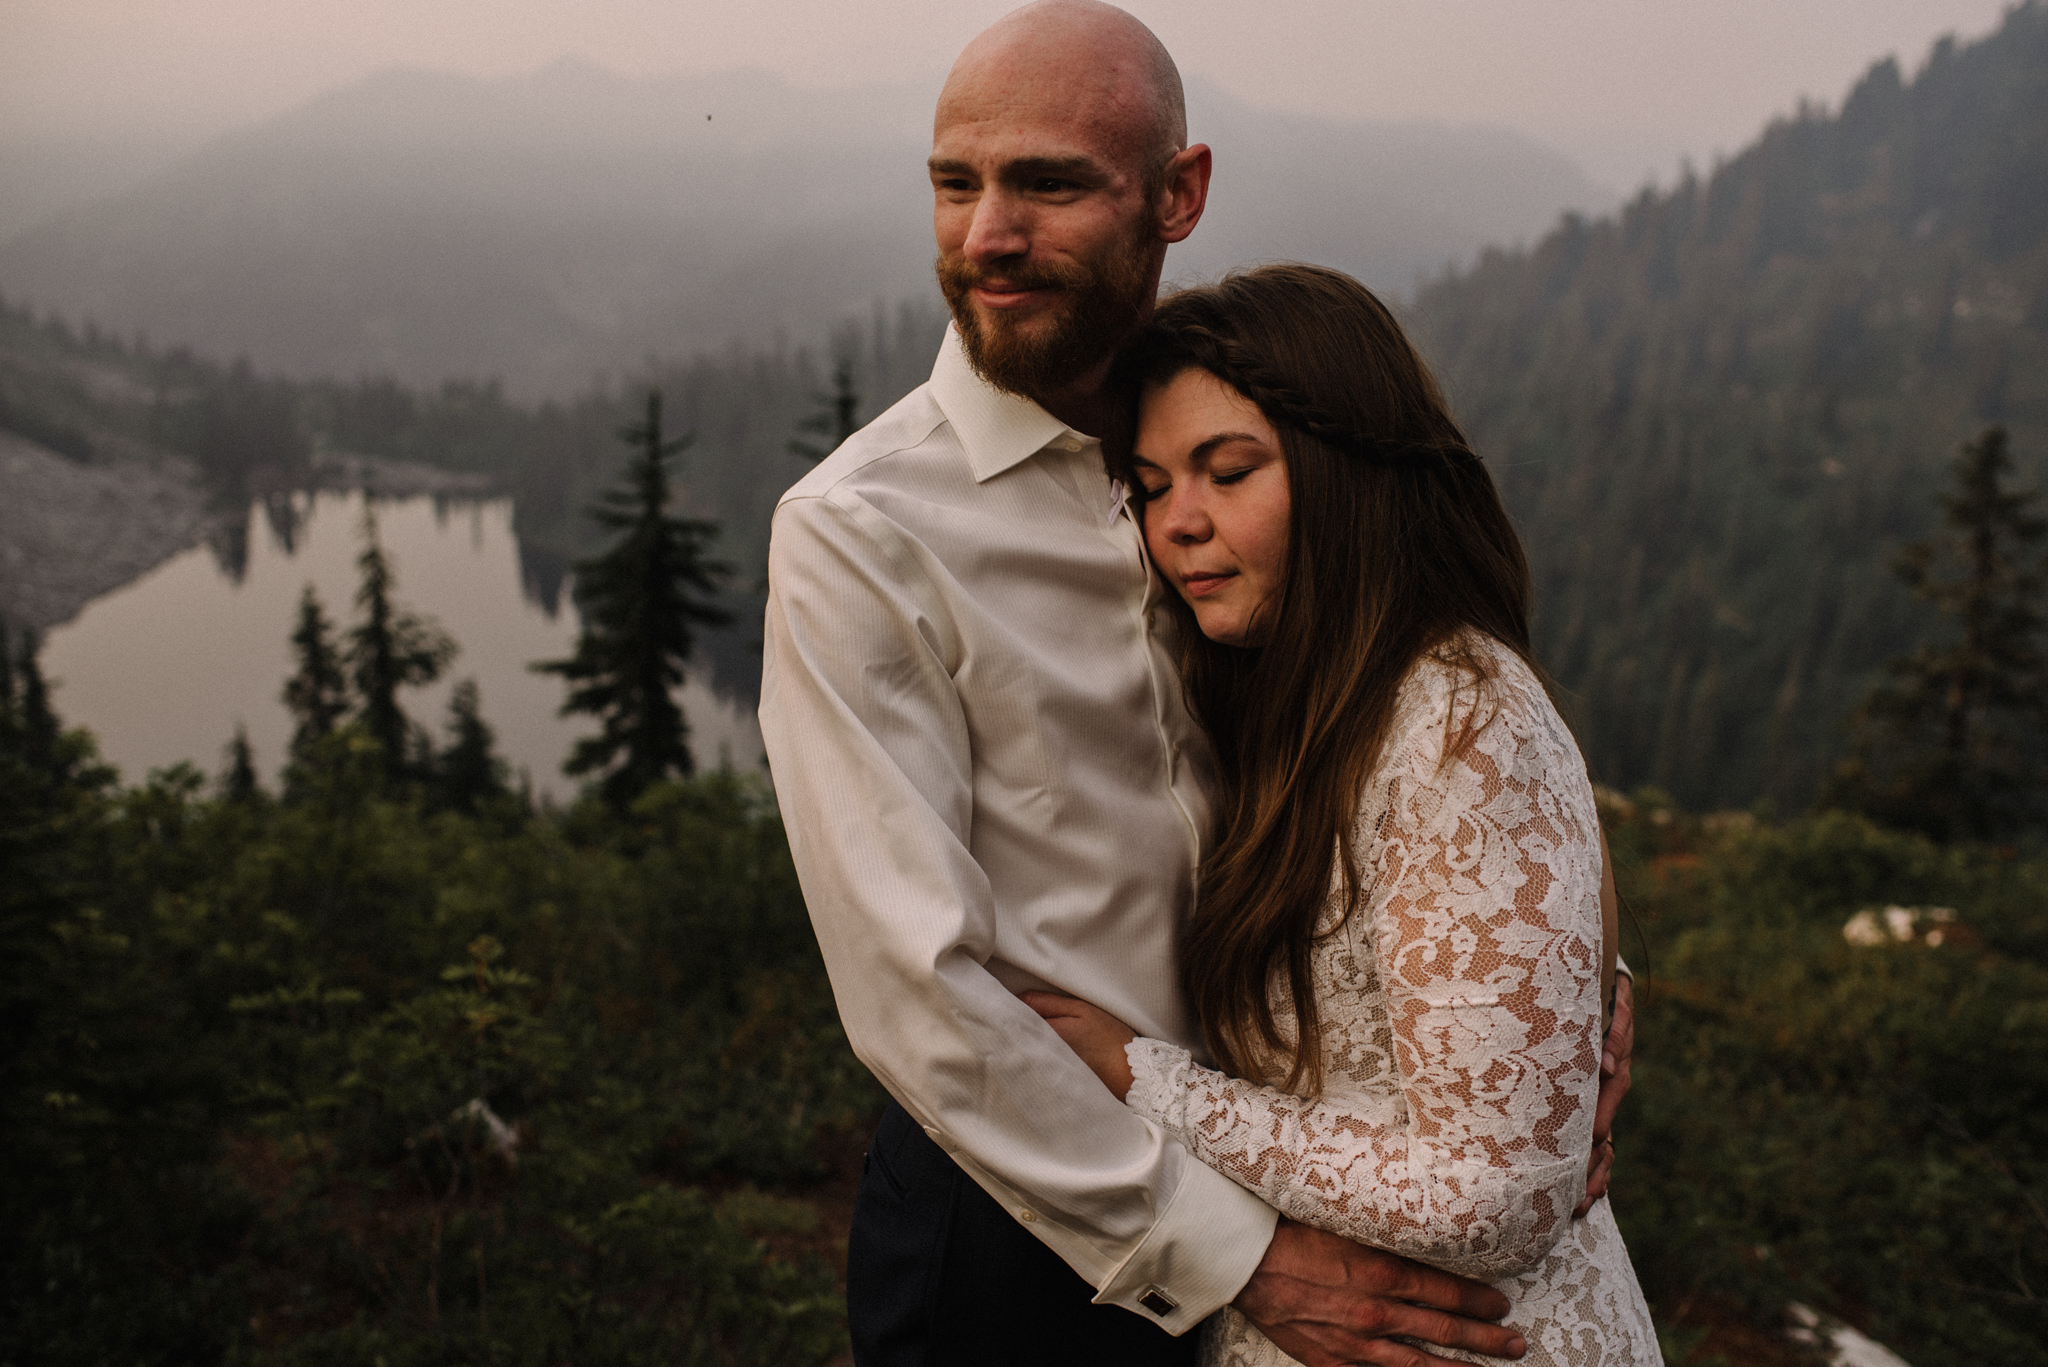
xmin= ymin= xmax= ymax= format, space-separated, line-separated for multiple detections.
xmin=1132 ymin=368 xmax=1292 ymax=647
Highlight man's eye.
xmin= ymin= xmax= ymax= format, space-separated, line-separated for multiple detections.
xmin=1033 ymin=179 xmax=1076 ymax=193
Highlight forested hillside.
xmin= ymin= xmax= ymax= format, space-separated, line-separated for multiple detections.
xmin=1412 ymin=2 xmax=2048 ymax=811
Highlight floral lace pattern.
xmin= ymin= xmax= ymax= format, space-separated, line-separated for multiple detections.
xmin=1128 ymin=638 xmax=1662 ymax=1365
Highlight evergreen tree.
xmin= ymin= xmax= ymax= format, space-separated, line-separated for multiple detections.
xmin=786 ymin=356 xmax=860 ymax=463
xmin=1829 ymin=427 xmax=2048 ymax=839
xmin=0 ymin=624 xmax=110 ymax=793
xmin=346 ymin=504 xmax=455 ymax=781
xmin=283 ymin=586 xmax=350 ymax=758
xmin=221 ymin=726 xmax=262 ymax=804
xmin=0 ymin=627 xmax=21 ymax=775
xmin=536 ymin=391 xmax=730 ymax=805
xmin=17 ymin=630 xmax=60 ymax=777
xmin=0 ymin=627 xmax=13 ymax=710
xmin=434 ymin=679 xmax=508 ymax=814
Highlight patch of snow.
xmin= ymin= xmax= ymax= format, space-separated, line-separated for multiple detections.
xmin=1842 ymin=906 xmax=1956 ymax=948
xmin=1788 ymin=1302 xmax=1913 ymax=1367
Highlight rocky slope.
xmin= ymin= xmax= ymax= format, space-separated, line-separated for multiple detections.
xmin=0 ymin=429 xmax=215 ymax=634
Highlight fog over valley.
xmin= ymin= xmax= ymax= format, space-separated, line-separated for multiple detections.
xmin=0 ymin=61 xmax=1616 ymax=396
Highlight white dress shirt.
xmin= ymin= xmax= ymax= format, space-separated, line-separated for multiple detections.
xmin=759 ymin=327 xmax=1278 ymax=1333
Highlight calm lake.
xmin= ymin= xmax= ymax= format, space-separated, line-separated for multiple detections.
xmin=41 ymin=490 xmax=763 ymax=800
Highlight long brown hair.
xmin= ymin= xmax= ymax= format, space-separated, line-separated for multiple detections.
xmin=1108 ymin=263 xmax=1539 ymax=1094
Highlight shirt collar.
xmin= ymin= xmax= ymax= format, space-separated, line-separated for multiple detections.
xmin=929 ymin=324 xmax=1090 ymax=483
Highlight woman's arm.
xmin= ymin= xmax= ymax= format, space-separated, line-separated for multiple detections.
xmin=1600 ymin=826 xmax=1619 ymax=1034
xmin=1048 ymin=679 xmax=1607 ymax=1281
xmin=1576 ymin=826 xmax=1627 ymax=1216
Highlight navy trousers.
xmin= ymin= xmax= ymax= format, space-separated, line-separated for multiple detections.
xmin=848 ymin=1101 xmax=1200 ymax=1367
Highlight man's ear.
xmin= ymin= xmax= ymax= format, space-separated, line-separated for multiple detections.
xmin=1156 ymin=143 xmax=1212 ymax=245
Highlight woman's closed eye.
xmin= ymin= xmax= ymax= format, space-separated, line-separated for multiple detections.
xmin=1130 ymin=465 xmax=1259 ymax=506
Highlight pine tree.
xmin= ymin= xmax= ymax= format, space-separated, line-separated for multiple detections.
xmin=0 ymin=625 xmax=15 ymax=720
xmin=536 ymin=391 xmax=730 ymax=805
xmin=1 ymin=627 xmax=104 ymax=791
xmin=221 ymin=725 xmax=262 ymax=803
xmin=434 ymin=679 xmax=508 ymax=814
xmin=17 ymin=629 xmax=60 ymax=775
xmin=283 ymin=586 xmax=350 ymax=758
xmin=0 ymin=627 xmax=20 ymax=771
xmin=346 ymin=504 xmax=456 ymax=781
xmin=786 ymin=355 xmax=860 ymax=463
xmin=1829 ymin=426 xmax=2048 ymax=839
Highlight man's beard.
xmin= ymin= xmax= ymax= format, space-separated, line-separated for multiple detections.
xmin=936 ymin=229 xmax=1154 ymax=400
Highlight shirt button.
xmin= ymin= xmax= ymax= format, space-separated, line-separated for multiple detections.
xmin=1018 ymin=1208 xmax=1038 ymax=1223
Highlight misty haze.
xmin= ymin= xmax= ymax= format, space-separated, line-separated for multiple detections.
xmin=2 ymin=2 xmax=2044 ymax=1363
xmin=1 ymin=63 xmax=1615 ymax=396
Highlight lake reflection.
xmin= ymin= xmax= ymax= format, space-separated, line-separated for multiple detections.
xmin=42 ymin=490 xmax=763 ymax=799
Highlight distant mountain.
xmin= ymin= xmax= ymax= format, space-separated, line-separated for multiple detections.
xmin=0 ymin=61 xmax=1613 ymax=397
xmin=0 ymin=134 xmax=202 ymax=245
xmin=1411 ymin=2 xmax=2048 ymax=811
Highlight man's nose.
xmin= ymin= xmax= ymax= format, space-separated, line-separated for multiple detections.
xmin=962 ymin=189 xmax=1030 ymax=265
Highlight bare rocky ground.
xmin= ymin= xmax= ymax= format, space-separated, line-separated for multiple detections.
xmin=0 ymin=428 xmax=498 ymax=635
xmin=0 ymin=428 xmax=216 ymax=634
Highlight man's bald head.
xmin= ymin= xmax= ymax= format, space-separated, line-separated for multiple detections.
xmin=939 ymin=0 xmax=1186 ymax=186
xmin=928 ymin=0 xmax=1208 ymax=414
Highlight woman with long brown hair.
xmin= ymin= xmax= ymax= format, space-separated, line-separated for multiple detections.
xmin=1025 ymin=264 xmax=1661 ymax=1365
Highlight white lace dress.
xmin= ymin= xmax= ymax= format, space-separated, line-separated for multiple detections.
xmin=1124 ymin=639 xmax=1662 ymax=1366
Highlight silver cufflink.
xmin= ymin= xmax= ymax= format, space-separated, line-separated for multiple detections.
xmin=1139 ymin=1287 xmax=1178 ymax=1317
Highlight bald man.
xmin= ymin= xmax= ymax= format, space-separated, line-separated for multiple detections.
xmin=760 ymin=4 xmax=1627 ymax=1363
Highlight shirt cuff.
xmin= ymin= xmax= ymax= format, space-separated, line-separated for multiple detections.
xmin=1615 ymin=954 xmax=1633 ymax=981
xmin=1091 ymin=1146 xmax=1278 ymax=1334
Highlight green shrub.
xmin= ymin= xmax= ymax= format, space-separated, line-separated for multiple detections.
xmin=1 ymin=753 xmax=873 ymax=1365
xmin=1608 ymin=798 xmax=2048 ymax=1362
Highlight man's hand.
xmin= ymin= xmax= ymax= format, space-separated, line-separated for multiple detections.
xmin=1235 ymin=1220 xmax=1526 ymax=1367
xmin=1576 ymin=971 xmax=1634 ymax=1216
xmin=1019 ymin=990 xmax=1137 ymax=1099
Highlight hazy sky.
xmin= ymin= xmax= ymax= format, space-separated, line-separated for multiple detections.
xmin=0 ymin=0 xmax=2016 ymax=188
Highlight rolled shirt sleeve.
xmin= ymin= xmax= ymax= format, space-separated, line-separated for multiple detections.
xmin=761 ymin=486 xmax=1275 ymax=1332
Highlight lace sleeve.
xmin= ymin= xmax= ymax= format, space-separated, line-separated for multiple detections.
xmin=1125 ymin=659 xmax=1605 ymax=1280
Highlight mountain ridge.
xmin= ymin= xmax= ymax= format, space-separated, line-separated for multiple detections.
xmin=0 ymin=62 xmax=1614 ymax=398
